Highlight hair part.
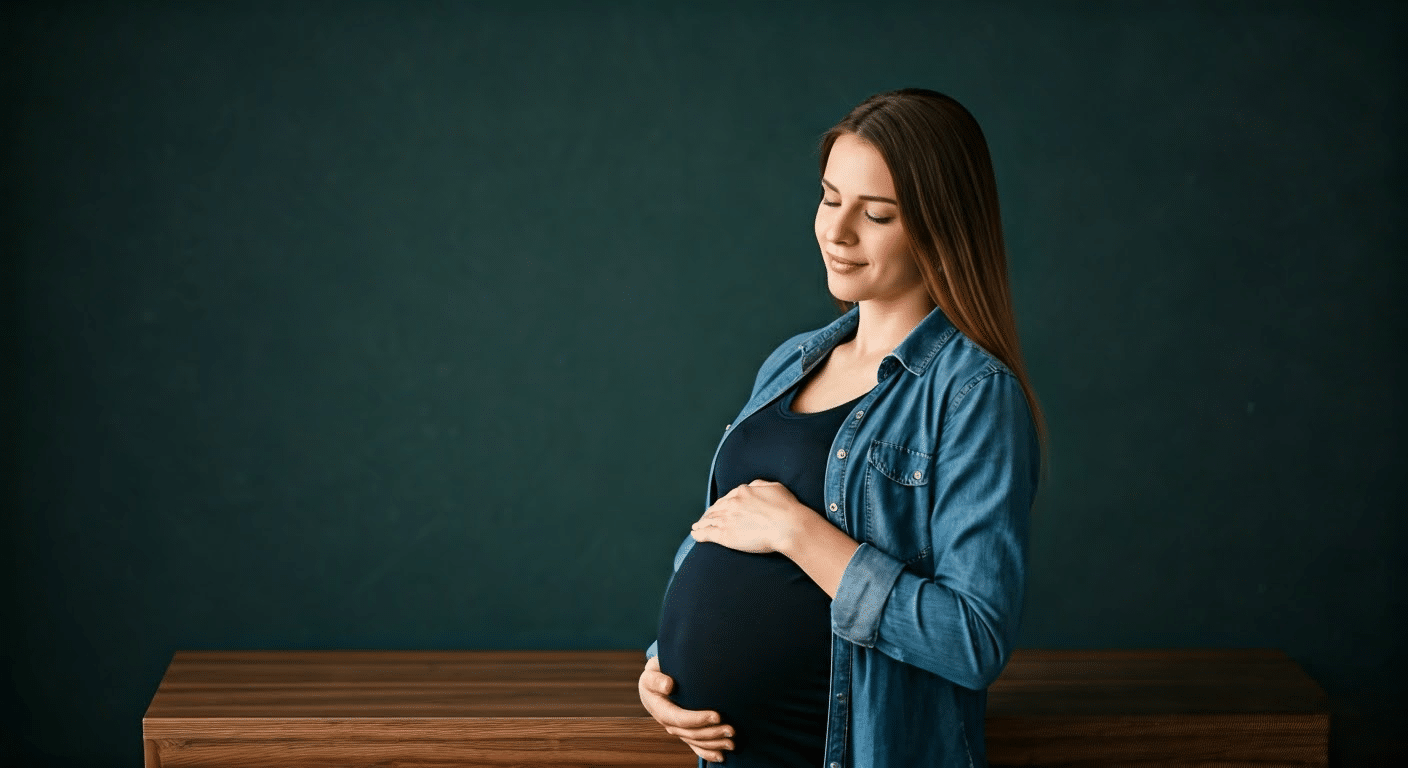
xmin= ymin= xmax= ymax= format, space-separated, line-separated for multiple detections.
xmin=818 ymin=88 xmax=1050 ymax=484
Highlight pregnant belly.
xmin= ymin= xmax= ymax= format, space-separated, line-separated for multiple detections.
xmin=655 ymin=540 xmax=832 ymax=745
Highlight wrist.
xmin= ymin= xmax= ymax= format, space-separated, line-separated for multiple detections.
xmin=780 ymin=502 xmax=817 ymax=558
xmin=779 ymin=502 xmax=862 ymax=600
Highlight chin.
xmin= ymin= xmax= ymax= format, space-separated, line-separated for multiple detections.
xmin=825 ymin=278 xmax=864 ymax=305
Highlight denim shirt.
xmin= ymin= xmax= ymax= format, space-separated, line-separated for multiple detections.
xmin=646 ymin=304 xmax=1040 ymax=767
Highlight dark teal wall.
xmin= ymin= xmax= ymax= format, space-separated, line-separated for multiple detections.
xmin=4 ymin=1 xmax=1404 ymax=765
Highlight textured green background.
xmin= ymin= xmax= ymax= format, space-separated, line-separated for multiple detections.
xmin=4 ymin=1 xmax=1404 ymax=765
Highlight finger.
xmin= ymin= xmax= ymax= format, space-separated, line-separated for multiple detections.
xmin=748 ymin=478 xmax=771 ymax=486
xmin=654 ymin=700 xmax=724 ymax=729
xmin=649 ymin=670 xmax=673 ymax=695
xmin=637 ymin=663 xmax=667 ymax=691
xmin=679 ymin=733 xmax=735 ymax=751
xmin=636 ymin=675 xmax=708 ymax=723
xmin=681 ymin=733 xmax=735 ymax=754
xmin=684 ymin=732 xmax=737 ymax=755
xmin=687 ymin=744 xmax=726 ymax=763
xmin=665 ymin=722 xmax=734 ymax=742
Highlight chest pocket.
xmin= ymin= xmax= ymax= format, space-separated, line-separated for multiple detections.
xmin=864 ymin=440 xmax=934 ymax=570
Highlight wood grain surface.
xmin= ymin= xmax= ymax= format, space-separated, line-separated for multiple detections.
xmin=143 ymin=648 xmax=1328 ymax=767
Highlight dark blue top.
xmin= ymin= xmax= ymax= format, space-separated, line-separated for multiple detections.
xmin=656 ymin=379 xmax=864 ymax=766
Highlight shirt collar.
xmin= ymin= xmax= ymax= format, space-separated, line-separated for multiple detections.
xmin=799 ymin=304 xmax=959 ymax=377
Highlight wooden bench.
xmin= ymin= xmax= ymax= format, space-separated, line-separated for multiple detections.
xmin=142 ymin=648 xmax=1328 ymax=767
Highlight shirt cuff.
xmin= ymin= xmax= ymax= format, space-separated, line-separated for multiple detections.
xmin=830 ymin=542 xmax=906 ymax=647
xmin=645 ymin=640 xmax=658 ymax=661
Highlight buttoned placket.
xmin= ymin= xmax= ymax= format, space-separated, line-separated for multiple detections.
xmin=821 ymin=367 xmax=892 ymax=768
xmin=821 ymin=355 xmax=907 ymax=768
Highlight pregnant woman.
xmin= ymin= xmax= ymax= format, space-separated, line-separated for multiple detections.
xmin=638 ymin=88 xmax=1047 ymax=766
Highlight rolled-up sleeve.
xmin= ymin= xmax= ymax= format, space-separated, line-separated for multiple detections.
xmin=831 ymin=543 xmax=905 ymax=643
xmin=830 ymin=370 xmax=1039 ymax=690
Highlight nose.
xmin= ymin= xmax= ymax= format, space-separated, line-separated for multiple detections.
xmin=820 ymin=208 xmax=855 ymax=246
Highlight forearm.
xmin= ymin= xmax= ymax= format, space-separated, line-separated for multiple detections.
xmin=830 ymin=537 xmax=1025 ymax=690
xmin=780 ymin=505 xmax=862 ymax=600
xmin=881 ymin=560 xmax=1019 ymax=689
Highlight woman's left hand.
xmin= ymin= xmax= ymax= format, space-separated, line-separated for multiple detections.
xmin=690 ymin=479 xmax=809 ymax=555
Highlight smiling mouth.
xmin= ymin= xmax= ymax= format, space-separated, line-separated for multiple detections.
xmin=828 ymin=254 xmax=866 ymax=268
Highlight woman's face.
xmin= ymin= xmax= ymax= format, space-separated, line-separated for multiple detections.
xmin=814 ymin=132 xmax=928 ymax=309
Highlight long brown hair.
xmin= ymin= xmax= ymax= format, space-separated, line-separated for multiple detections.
xmin=819 ymin=88 xmax=1049 ymax=481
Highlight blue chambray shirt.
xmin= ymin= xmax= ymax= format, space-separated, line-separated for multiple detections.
xmin=646 ymin=304 xmax=1040 ymax=767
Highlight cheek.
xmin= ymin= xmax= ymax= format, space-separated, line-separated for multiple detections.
xmin=878 ymin=235 xmax=911 ymax=269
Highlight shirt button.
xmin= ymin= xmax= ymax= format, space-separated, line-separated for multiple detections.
xmin=836 ymin=692 xmax=846 ymax=702
xmin=912 ymin=470 xmax=923 ymax=480
xmin=854 ymin=410 xmax=863 ymax=419
xmin=836 ymin=449 xmax=847 ymax=459
xmin=725 ymin=423 xmax=731 ymax=430
xmin=829 ymin=502 xmax=838 ymax=512
xmin=831 ymin=763 xmax=841 ymax=768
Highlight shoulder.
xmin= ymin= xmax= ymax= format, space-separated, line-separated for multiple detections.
xmin=752 ymin=307 xmax=861 ymax=383
xmin=760 ymin=329 xmax=813 ymax=374
xmin=921 ymin=330 xmax=1025 ymax=415
xmin=951 ymin=337 xmax=1016 ymax=400
xmin=927 ymin=335 xmax=1037 ymax=464
xmin=748 ymin=328 xmax=812 ymax=397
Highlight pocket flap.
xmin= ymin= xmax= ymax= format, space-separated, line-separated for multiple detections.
xmin=866 ymin=440 xmax=932 ymax=486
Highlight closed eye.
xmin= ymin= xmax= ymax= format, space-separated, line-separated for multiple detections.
xmin=820 ymin=194 xmax=894 ymax=224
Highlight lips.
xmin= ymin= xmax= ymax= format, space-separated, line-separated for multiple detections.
xmin=826 ymin=253 xmax=866 ymax=268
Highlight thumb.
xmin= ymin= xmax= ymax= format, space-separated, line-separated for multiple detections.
xmin=656 ymin=673 xmax=674 ymax=694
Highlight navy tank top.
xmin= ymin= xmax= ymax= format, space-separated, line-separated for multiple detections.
xmin=656 ymin=380 xmax=865 ymax=766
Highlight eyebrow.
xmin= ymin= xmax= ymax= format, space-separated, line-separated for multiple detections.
xmin=821 ymin=178 xmax=898 ymax=205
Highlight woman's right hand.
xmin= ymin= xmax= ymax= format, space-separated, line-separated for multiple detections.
xmin=638 ymin=655 xmax=735 ymax=763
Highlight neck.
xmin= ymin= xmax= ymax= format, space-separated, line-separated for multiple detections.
xmin=849 ymin=293 xmax=937 ymax=360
